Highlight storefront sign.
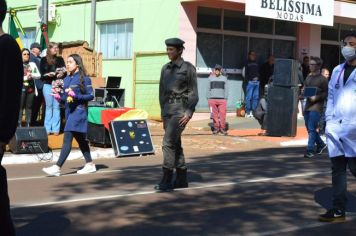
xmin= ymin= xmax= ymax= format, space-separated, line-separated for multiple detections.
xmin=245 ymin=0 xmax=334 ymax=26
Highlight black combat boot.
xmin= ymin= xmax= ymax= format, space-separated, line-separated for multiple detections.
xmin=173 ymin=168 xmax=188 ymax=189
xmin=154 ymin=167 xmax=173 ymax=192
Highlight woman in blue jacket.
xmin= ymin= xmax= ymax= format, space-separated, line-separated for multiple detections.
xmin=42 ymin=54 xmax=96 ymax=176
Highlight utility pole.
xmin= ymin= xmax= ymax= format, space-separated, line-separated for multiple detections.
xmin=42 ymin=0 xmax=48 ymax=25
xmin=90 ymin=0 xmax=96 ymax=49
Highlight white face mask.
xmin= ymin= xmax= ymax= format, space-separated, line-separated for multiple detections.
xmin=341 ymin=46 xmax=356 ymax=61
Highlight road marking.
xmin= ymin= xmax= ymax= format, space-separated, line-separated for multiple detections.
xmin=12 ymin=170 xmax=329 ymax=209
xmin=7 ymin=156 xmax=313 ymax=182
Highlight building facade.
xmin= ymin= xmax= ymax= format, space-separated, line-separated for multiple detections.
xmin=5 ymin=0 xmax=356 ymax=117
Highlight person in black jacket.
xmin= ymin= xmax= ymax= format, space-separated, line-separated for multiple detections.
xmin=40 ymin=42 xmax=65 ymax=135
xmin=243 ymin=50 xmax=260 ymax=118
xmin=259 ymin=54 xmax=274 ymax=96
xmin=0 ymin=0 xmax=23 ymax=234
xmin=29 ymin=42 xmax=44 ymax=126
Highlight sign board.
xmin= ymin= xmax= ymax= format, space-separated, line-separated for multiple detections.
xmin=245 ymin=0 xmax=334 ymax=26
xmin=109 ymin=119 xmax=154 ymax=157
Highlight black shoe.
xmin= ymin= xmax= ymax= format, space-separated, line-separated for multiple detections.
xmin=154 ymin=167 xmax=173 ymax=192
xmin=304 ymin=151 xmax=315 ymax=158
xmin=220 ymin=130 xmax=228 ymax=136
xmin=212 ymin=130 xmax=219 ymax=135
xmin=319 ymin=208 xmax=345 ymax=222
xmin=316 ymin=144 xmax=327 ymax=154
xmin=154 ymin=182 xmax=173 ymax=192
xmin=174 ymin=168 xmax=188 ymax=189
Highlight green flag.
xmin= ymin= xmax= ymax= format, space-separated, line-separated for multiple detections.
xmin=9 ymin=16 xmax=23 ymax=49
xmin=40 ymin=23 xmax=49 ymax=50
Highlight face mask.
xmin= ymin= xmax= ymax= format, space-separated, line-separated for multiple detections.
xmin=341 ymin=46 xmax=356 ymax=61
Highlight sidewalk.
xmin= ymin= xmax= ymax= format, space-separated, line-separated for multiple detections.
xmin=2 ymin=113 xmax=310 ymax=165
xmin=189 ymin=112 xmax=310 ymax=146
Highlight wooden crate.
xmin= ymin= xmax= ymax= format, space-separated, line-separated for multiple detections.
xmin=58 ymin=41 xmax=104 ymax=88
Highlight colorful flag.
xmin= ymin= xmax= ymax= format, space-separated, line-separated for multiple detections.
xmin=9 ymin=10 xmax=23 ymax=49
xmin=40 ymin=23 xmax=49 ymax=50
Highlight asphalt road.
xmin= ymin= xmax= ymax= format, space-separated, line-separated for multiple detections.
xmin=5 ymin=132 xmax=356 ymax=236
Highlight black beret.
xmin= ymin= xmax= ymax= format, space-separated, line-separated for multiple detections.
xmin=214 ymin=64 xmax=222 ymax=70
xmin=30 ymin=42 xmax=41 ymax=50
xmin=165 ymin=38 xmax=185 ymax=47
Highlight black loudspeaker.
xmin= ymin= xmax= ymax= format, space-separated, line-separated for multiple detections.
xmin=109 ymin=119 xmax=154 ymax=157
xmin=9 ymin=127 xmax=48 ymax=154
xmin=87 ymin=122 xmax=111 ymax=146
xmin=273 ymin=59 xmax=299 ymax=87
xmin=266 ymin=86 xmax=298 ymax=137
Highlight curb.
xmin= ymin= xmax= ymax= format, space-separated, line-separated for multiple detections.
xmin=2 ymin=147 xmax=116 ymax=165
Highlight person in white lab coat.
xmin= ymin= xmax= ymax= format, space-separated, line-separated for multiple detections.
xmin=319 ymin=32 xmax=356 ymax=222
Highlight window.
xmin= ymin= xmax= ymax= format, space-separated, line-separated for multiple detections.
xmin=340 ymin=24 xmax=356 ymax=40
xmin=275 ymin=20 xmax=296 ymax=36
xmin=250 ymin=38 xmax=272 ymax=64
xmin=224 ymin=10 xmax=248 ymax=32
xmin=196 ymin=32 xmax=222 ymax=68
xmin=321 ymin=25 xmax=338 ymax=41
xmin=19 ymin=28 xmax=37 ymax=49
xmin=250 ymin=17 xmax=273 ymax=34
xmin=99 ymin=20 xmax=133 ymax=59
xmin=274 ymin=40 xmax=295 ymax=59
xmin=197 ymin=9 xmax=296 ymax=69
xmin=197 ymin=7 xmax=221 ymax=29
xmin=223 ymin=35 xmax=247 ymax=68
xmin=321 ymin=23 xmax=356 ymax=71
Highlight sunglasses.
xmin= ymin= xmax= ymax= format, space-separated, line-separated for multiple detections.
xmin=22 ymin=53 xmax=30 ymax=55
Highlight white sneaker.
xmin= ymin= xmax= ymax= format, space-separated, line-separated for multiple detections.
xmin=42 ymin=165 xmax=61 ymax=177
xmin=245 ymin=112 xmax=253 ymax=118
xmin=246 ymin=112 xmax=254 ymax=118
xmin=77 ymin=163 xmax=96 ymax=174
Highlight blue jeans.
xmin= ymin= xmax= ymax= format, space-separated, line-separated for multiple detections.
xmin=331 ymin=156 xmax=356 ymax=211
xmin=43 ymin=84 xmax=60 ymax=133
xmin=245 ymin=81 xmax=260 ymax=113
xmin=304 ymin=110 xmax=325 ymax=152
xmin=57 ymin=131 xmax=92 ymax=167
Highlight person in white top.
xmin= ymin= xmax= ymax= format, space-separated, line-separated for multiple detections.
xmin=19 ymin=48 xmax=41 ymax=127
xmin=319 ymin=32 xmax=356 ymax=222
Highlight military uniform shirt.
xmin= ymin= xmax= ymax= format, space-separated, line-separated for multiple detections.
xmin=159 ymin=58 xmax=199 ymax=118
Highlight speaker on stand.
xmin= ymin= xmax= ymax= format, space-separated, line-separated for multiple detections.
xmin=266 ymin=59 xmax=300 ymax=137
xmin=266 ymin=86 xmax=299 ymax=137
xmin=9 ymin=127 xmax=48 ymax=154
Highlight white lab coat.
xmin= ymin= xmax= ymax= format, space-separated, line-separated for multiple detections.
xmin=325 ymin=63 xmax=356 ymax=158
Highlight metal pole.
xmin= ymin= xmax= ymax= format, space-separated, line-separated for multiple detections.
xmin=90 ymin=0 xmax=96 ymax=49
xmin=8 ymin=10 xmax=11 ymax=33
xmin=42 ymin=0 xmax=48 ymax=25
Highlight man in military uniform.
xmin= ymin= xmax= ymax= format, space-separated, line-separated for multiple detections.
xmin=155 ymin=38 xmax=199 ymax=191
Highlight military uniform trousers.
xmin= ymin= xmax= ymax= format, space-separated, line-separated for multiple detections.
xmin=162 ymin=115 xmax=187 ymax=170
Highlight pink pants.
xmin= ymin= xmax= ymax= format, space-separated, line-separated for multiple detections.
xmin=208 ymin=99 xmax=227 ymax=131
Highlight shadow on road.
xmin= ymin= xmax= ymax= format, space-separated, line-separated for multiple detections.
xmin=315 ymin=187 xmax=356 ymax=212
xmin=13 ymin=146 xmax=356 ymax=235
xmin=16 ymin=210 xmax=71 ymax=236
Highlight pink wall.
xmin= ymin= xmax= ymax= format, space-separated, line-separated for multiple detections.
xmin=179 ymin=3 xmax=197 ymax=64
xmin=179 ymin=1 xmax=245 ymax=65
